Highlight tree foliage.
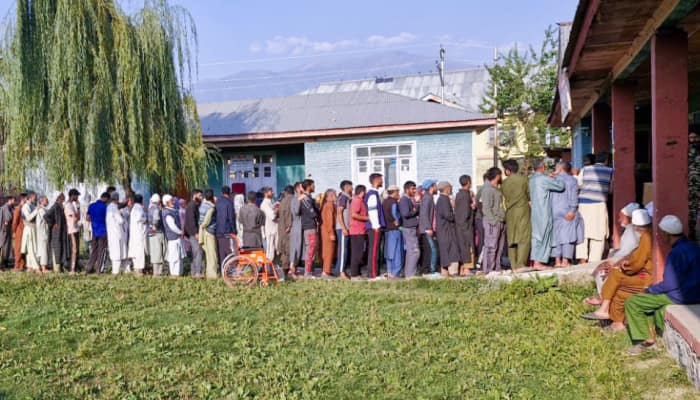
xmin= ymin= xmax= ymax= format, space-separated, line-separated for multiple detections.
xmin=481 ymin=26 xmax=569 ymax=162
xmin=0 ymin=0 xmax=210 ymax=193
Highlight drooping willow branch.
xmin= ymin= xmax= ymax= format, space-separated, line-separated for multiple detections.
xmin=0 ymin=0 xmax=209 ymax=193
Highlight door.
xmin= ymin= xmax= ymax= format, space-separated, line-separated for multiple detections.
xmin=226 ymin=153 xmax=276 ymax=194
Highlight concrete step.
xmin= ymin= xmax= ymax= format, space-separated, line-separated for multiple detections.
xmin=664 ymin=304 xmax=700 ymax=390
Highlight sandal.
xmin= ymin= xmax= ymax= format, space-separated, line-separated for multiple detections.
xmin=581 ymin=312 xmax=609 ymax=321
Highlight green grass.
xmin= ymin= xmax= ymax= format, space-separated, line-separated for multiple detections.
xmin=0 ymin=273 xmax=695 ymax=399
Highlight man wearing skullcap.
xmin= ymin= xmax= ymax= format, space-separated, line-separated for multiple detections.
xmin=106 ymin=191 xmax=128 ymax=275
xmin=148 ymin=193 xmax=166 ymax=276
xmin=625 ymin=215 xmax=700 ymax=355
xmin=435 ymin=181 xmax=460 ymax=276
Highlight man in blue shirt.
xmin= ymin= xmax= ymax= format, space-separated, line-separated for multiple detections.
xmin=625 ymin=215 xmax=700 ymax=355
xmin=85 ymin=192 xmax=110 ymax=273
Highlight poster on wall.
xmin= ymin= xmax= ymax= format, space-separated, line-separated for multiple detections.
xmin=229 ymin=154 xmax=254 ymax=174
xmin=559 ymin=70 xmax=572 ymax=123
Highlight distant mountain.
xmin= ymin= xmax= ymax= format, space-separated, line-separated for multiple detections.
xmin=193 ymin=50 xmax=478 ymax=103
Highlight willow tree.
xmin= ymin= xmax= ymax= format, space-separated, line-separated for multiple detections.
xmin=0 ymin=0 xmax=209 ymax=193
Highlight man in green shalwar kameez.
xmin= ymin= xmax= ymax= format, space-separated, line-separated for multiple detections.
xmin=501 ymin=160 xmax=531 ymax=271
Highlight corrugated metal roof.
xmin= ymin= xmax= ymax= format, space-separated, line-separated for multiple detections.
xmin=299 ymin=68 xmax=490 ymax=113
xmin=198 ymin=89 xmax=490 ymax=136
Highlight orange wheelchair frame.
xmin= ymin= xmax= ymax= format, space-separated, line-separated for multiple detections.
xmin=221 ymin=245 xmax=282 ymax=288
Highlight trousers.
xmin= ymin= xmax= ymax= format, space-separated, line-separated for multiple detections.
xmin=384 ymin=230 xmax=403 ymax=277
xmin=189 ymin=236 xmax=203 ymax=276
xmin=625 ymin=293 xmax=674 ymax=342
xmin=482 ymin=221 xmax=505 ymax=274
xmin=601 ymin=268 xmax=653 ymax=323
xmin=402 ymin=228 xmax=420 ymax=277
xmin=349 ymin=234 xmax=366 ymax=277
xmin=334 ymin=229 xmax=350 ymax=274
xmin=86 ymin=236 xmax=108 ymax=273
xmin=420 ymin=234 xmax=438 ymax=274
xmin=367 ymin=229 xmax=382 ymax=278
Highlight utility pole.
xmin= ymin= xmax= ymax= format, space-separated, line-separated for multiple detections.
xmin=493 ymin=47 xmax=499 ymax=167
xmin=436 ymin=46 xmax=445 ymax=104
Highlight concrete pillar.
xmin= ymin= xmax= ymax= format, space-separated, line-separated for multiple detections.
xmin=651 ymin=29 xmax=689 ymax=281
xmin=592 ymin=103 xmax=611 ymax=153
xmin=611 ymin=83 xmax=636 ymax=249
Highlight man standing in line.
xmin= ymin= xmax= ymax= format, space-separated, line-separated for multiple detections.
xmin=300 ymin=179 xmax=319 ymax=277
xmin=454 ymin=175 xmax=475 ymax=276
xmin=64 ymin=189 xmax=81 ymax=273
xmin=184 ymin=189 xmax=203 ymax=277
xmin=576 ymin=152 xmax=614 ymax=263
xmin=382 ymin=185 xmax=403 ymax=278
xmin=288 ymin=182 xmax=303 ymax=278
xmin=399 ymin=180 xmax=420 ymax=278
xmin=215 ymin=186 xmax=238 ymax=265
xmin=550 ymin=161 xmax=582 ymax=268
xmin=198 ymin=189 xmax=218 ymax=279
xmin=36 ymin=195 xmax=51 ymax=273
xmin=0 ymin=196 xmax=16 ymax=269
xmin=47 ymin=192 xmax=69 ymax=272
xmin=481 ymin=168 xmax=507 ymax=275
xmin=239 ymin=191 xmax=266 ymax=248
xmin=12 ymin=193 xmax=27 ymax=271
xmin=277 ymin=186 xmax=294 ymax=276
xmin=364 ymin=173 xmax=385 ymax=278
xmin=128 ymin=194 xmax=148 ymax=276
xmin=162 ymin=194 xmax=185 ymax=277
xmin=260 ymin=187 xmax=278 ymax=260
xmin=106 ymin=192 xmax=128 ymax=275
xmin=688 ymin=126 xmax=700 ymax=242
xmin=85 ymin=192 xmax=109 ymax=273
xmin=501 ymin=159 xmax=531 ymax=272
xmin=419 ymin=179 xmax=439 ymax=278
xmin=335 ymin=180 xmax=353 ymax=279
xmin=529 ymin=160 xmax=565 ymax=270
xmin=21 ymin=191 xmax=40 ymax=272
xmin=436 ymin=181 xmax=460 ymax=276
xmin=147 ymin=194 xmax=165 ymax=276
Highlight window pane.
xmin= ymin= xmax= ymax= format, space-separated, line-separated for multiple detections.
xmin=254 ymin=167 xmax=260 ymax=178
xmin=263 ymin=166 xmax=272 ymax=177
xmin=254 ymin=155 xmax=261 ymax=164
xmin=356 ymin=147 xmax=369 ymax=157
xmin=358 ymin=160 xmax=367 ymax=173
xmin=373 ymin=159 xmax=383 ymax=172
xmin=399 ymin=145 xmax=412 ymax=155
xmin=400 ymin=159 xmax=410 ymax=171
xmin=262 ymin=155 xmax=273 ymax=164
xmin=370 ymin=146 xmax=396 ymax=157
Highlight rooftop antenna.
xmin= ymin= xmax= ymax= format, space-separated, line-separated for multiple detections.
xmin=436 ymin=45 xmax=446 ymax=104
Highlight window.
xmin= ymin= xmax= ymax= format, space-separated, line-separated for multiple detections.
xmin=263 ymin=166 xmax=272 ymax=177
xmin=351 ymin=142 xmax=416 ymax=188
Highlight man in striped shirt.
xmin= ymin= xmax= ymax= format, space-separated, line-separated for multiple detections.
xmin=576 ymin=152 xmax=613 ymax=263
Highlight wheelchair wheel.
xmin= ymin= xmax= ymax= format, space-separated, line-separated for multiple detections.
xmin=222 ymin=255 xmax=258 ymax=289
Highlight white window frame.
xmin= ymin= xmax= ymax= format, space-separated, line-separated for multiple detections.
xmin=351 ymin=141 xmax=417 ymax=188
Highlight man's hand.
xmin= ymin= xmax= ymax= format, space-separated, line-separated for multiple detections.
xmin=565 ymin=211 xmax=576 ymax=221
xmin=426 ymin=230 xmax=433 ymax=237
xmin=194 ymin=234 xmax=199 ymax=242
xmin=342 ymin=228 xmax=348 ymax=236
xmin=330 ymin=234 xmax=336 ymax=241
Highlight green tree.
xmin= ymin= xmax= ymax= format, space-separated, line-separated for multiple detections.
xmin=0 ymin=0 xmax=211 ymax=194
xmin=481 ymin=26 xmax=569 ymax=163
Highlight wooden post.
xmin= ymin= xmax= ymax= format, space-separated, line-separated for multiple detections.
xmin=592 ymin=103 xmax=611 ymax=153
xmin=611 ymin=83 xmax=636 ymax=249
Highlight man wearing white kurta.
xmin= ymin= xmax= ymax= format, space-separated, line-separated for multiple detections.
xmin=162 ymin=194 xmax=185 ymax=277
xmin=21 ymin=192 xmax=40 ymax=272
xmin=106 ymin=192 xmax=128 ymax=275
xmin=36 ymin=195 xmax=51 ymax=272
xmin=260 ymin=187 xmax=278 ymax=261
xmin=128 ymin=195 xmax=148 ymax=275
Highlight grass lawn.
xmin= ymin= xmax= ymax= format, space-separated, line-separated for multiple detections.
xmin=0 ymin=273 xmax=696 ymax=399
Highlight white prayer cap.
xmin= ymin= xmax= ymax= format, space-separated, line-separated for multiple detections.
xmin=659 ymin=215 xmax=683 ymax=235
xmin=621 ymin=202 xmax=640 ymax=217
xmin=645 ymin=202 xmax=654 ymax=218
xmin=162 ymin=194 xmax=173 ymax=205
xmin=150 ymin=193 xmax=161 ymax=204
xmin=631 ymin=209 xmax=651 ymax=226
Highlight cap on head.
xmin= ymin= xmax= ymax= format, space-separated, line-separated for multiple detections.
xmin=110 ymin=192 xmax=120 ymax=201
xmin=621 ymin=202 xmax=640 ymax=217
xmin=386 ymin=185 xmax=400 ymax=192
xmin=150 ymin=194 xmax=161 ymax=204
xmin=645 ymin=202 xmax=654 ymax=218
xmin=659 ymin=215 xmax=683 ymax=235
xmin=437 ymin=181 xmax=451 ymax=191
xmin=162 ymin=194 xmax=173 ymax=205
xmin=631 ymin=209 xmax=651 ymax=226
xmin=421 ymin=179 xmax=437 ymax=191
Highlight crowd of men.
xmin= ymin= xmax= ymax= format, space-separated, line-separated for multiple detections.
xmin=0 ymin=145 xmax=699 ymax=355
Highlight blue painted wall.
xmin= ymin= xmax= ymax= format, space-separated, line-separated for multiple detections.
xmin=305 ymin=130 xmax=473 ymax=192
xmin=572 ymin=122 xmax=592 ymax=169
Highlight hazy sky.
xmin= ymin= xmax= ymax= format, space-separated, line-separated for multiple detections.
xmin=0 ymin=0 xmax=579 ymax=80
